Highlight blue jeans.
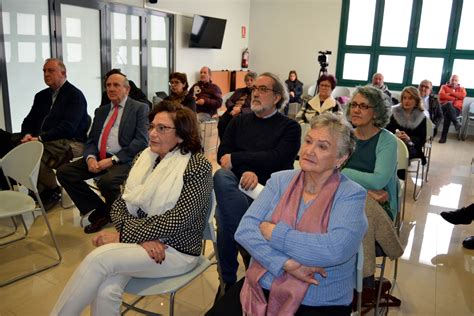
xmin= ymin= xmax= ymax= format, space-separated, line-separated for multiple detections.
xmin=214 ymin=168 xmax=253 ymax=284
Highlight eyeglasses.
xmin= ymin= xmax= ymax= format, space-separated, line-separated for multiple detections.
xmin=250 ymin=85 xmax=275 ymax=94
xmin=349 ymin=102 xmax=374 ymax=110
xmin=419 ymin=84 xmax=431 ymax=89
xmin=148 ymin=123 xmax=176 ymax=134
xmin=169 ymin=80 xmax=182 ymax=86
xmin=319 ymin=84 xmax=332 ymax=88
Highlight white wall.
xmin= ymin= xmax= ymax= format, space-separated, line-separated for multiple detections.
xmin=144 ymin=0 xmax=251 ymax=83
xmin=249 ymin=0 xmax=342 ymax=94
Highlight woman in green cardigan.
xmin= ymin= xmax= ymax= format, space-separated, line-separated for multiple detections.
xmin=342 ymin=85 xmax=399 ymax=219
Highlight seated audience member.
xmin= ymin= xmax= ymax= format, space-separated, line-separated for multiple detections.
xmin=0 ymin=58 xmax=88 ymax=207
xmin=441 ymin=203 xmax=474 ymax=249
xmin=214 ymin=72 xmax=301 ymax=295
xmin=284 ymin=70 xmax=304 ymax=115
xmin=51 ymin=102 xmax=212 ymax=315
xmin=387 ymin=86 xmax=427 ymax=166
xmin=419 ymin=79 xmax=443 ymax=138
xmin=438 ymin=74 xmax=467 ymax=143
xmin=370 ymin=72 xmax=394 ymax=104
xmin=190 ymin=66 xmax=223 ymax=122
xmin=100 ymin=69 xmax=152 ymax=109
xmin=209 ymin=112 xmax=368 ymax=316
xmin=164 ymin=72 xmax=196 ymax=112
xmin=342 ymin=85 xmax=398 ymax=219
xmin=217 ymin=71 xmax=257 ymax=139
xmin=57 ymin=71 xmax=149 ymax=234
xmin=296 ymin=74 xmax=340 ymax=124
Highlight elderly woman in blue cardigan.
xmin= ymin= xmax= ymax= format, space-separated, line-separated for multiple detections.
xmin=234 ymin=112 xmax=367 ymax=315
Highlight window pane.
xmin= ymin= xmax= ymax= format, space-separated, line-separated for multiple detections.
xmin=147 ymin=14 xmax=170 ymax=100
xmin=456 ymin=0 xmax=474 ymax=50
xmin=111 ymin=12 xmax=141 ymax=85
xmin=2 ymin=0 xmax=50 ymax=132
xmin=342 ymin=53 xmax=371 ymax=81
xmin=377 ymin=55 xmax=406 ymax=84
xmin=417 ymin=0 xmax=452 ymax=49
xmin=412 ymin=57 xmax=444 ymax=86
xmin=452 ymin=59 xmax=474 ymax=89
xmin=346 ymin=0 xmax=376 ymax=46
xmin=380 ymin=0 xmax=412 ymax=47
xmin=61 ymin=4 xmax=102 ymax=115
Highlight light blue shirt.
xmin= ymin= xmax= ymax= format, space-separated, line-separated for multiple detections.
xmin=99 ymin=96 xmax=127 ymax=156
xmin=235 ymin=170 xmax=368 ymax=306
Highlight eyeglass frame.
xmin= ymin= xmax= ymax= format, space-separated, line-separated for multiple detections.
xmin=250 ymin=85 xmax=275 ymax=94
xmin=348 ymin=102 xmax=375 ymax=110
xmin=148 ymin=123 xmax=176 ymax=134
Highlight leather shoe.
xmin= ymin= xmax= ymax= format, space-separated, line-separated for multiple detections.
xmin=84 ymin=217 xmax=110 ymax=234
xmin=439 ymin=136 xmax=447 ymax=143
xmin=440 ymin=207 xmax=473 ymax=225
xmin=462 ymin=236 xmax=474 ymax=250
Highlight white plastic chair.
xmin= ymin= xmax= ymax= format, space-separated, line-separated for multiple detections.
xmin=121 ymin=191 xmax=224 ymax=316
xmin=307 ymin=84 xmax=317 ymax=97
xmin=0 ymin=141 xmax=62 ymax=286
xmin=332 ymin=86 xmax=351 ymax=98
xmin=395 ymin=137 xmax=409 ymax=223
xmin=459 ymin=102 xmax=474 ymax=141
xmin=353 ymin=243 xmax=364 ymax=316
xmin=423 ymin=118 xmax=434 ymax=182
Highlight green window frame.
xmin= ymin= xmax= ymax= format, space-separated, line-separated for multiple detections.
xmin=335 ymin=0 xmax=474 ymax=95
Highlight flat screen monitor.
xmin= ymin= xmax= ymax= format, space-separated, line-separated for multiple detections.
xmin=189 ymin=15 xmax=227 ymax=49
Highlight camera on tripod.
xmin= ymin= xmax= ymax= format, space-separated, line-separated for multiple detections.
xmin=318 ymin=50 xmax=332 ymax=70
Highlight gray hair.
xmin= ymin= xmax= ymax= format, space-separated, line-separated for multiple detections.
xmin=45 ymin=58 xmax=66 ymax=74
xmin=259 ymin=72 xmax=289 ymax=109
xmin=245 ymin=71 xmax=257 ymax=81
xmin=346 ymin=85 xmax=391 ymax=128
xmin=309 ymin=112 xmax=356 ymax=160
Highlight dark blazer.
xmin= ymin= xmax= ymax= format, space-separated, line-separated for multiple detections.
xmin=21 ymin=80 xmax=88 ymax=142
xmin=83 ymin=97 xmax=149 ymax=165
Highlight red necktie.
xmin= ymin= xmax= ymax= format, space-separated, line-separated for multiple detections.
xmin=99 ymin=105 xmax=119 ymax=160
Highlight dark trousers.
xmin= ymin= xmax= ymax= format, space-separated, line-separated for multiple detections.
xmin=206 ymin=278 xmax=352 ymax=316
xmin=57 ymin=157 xmax=130 ymax=219
xmin=214 ymin=168 xmax=253 ymax=284
xmin=441 ymin=102 xmax=461 ymax=137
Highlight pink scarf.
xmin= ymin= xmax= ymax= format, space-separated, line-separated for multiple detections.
xmin=240 ymin=170 xmax=341 ymax=316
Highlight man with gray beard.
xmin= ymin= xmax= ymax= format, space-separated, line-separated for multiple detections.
xmin=213 ymin=72 xmax=301 ymax=295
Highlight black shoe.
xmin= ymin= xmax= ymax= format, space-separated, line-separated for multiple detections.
xmin=439 ymin=136 xmax=447 ymax=143
xmin=462 ymin=236 xmax=474 ymax=250
xmin=84 ymin=217 xmax=110 ymax=234
xmin=440 ymin=207 xmax=473 ymax=225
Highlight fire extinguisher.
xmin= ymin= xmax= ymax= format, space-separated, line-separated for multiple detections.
xmin=241 ymin=48 xmax=249 ymax=69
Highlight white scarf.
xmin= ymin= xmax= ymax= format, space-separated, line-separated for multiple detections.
xmin=122 ymin=147 xmax=191 ymax=217
xmin=307 ymin=95 xmax=337 ymax=113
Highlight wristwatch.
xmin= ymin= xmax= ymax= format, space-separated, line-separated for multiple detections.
xmin=111 ymin=156 xmax=119 ymax=165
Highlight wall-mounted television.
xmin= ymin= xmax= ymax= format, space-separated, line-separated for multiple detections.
xmin=189 ymin=15 xmax=227 ymax=49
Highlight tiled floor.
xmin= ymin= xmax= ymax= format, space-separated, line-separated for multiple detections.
xmin=0 ymin=133 xmax=473 ymax=315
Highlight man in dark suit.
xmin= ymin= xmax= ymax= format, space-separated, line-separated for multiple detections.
xmin=57 ymin=71 xmax=149 ymax=233
xmin=0 ymin=58 xmax=88 ymax=205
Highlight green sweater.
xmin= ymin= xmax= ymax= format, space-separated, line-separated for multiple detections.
xmin=342 ymin=128 xmax=399 ymax=219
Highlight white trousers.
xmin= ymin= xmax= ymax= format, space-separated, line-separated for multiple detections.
xmin=50 ymin=243 xmax=199 ymax=316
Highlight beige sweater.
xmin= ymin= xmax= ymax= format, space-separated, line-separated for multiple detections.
xmin=363 ymin=197 xmax=404 ymax=277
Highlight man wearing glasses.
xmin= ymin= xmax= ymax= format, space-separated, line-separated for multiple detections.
xmin=57 ymin=71 xmax=149 ymax=234
xmin=213 ymin=72 xmax=301 ymax=296
xmin=418 ymin=79 xmax=442 ymax=138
